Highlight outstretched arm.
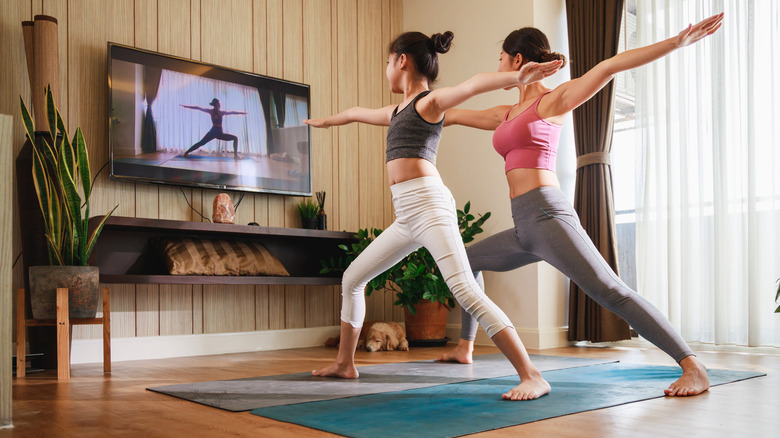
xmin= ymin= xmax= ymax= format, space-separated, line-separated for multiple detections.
xmin=222 ymin=110 xmax=248 ymax=116
xmin=304 ymin=105 xmax=396 ymax=128
xmin=546 ymin=12 xmax=723 ymax=117
xmin=443 ymin=106 xmax=511 ymax=130
xmin=179 ymin=104 xmax=210 ymax=113
xmin=425 ymin=60 xmax=563 ymax=116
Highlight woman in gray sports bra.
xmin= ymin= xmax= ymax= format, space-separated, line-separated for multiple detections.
xmin=304 ymin=30 xmax=562 ymax=400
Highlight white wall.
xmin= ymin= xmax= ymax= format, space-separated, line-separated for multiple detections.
xmin=403 ymin=0 xmax=576 ymax=348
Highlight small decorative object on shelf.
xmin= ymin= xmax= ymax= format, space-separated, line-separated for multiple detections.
xmin=212 ymin=193 xmax=236 ymax=224
xmin=297 ymin=198 xmax=319 ymax=230
xmin=316 ymin=191 xmax=327 ymax=230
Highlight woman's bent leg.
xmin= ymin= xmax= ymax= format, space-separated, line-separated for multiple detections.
xmin=184 ymin=130 xmax=217 ymax=156
xmin=442 ymin=229 xmax=541 ymax=364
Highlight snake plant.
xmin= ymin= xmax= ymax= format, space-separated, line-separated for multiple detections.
xmin=20 ymin=86 xmax=117 ymax=266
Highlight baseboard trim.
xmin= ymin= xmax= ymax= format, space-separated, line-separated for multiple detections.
xmin=70 ymin=326 xmax=341 ymax=364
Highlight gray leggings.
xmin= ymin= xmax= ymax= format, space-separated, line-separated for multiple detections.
xmin=459 ymin=186 xmax=694 ymax=364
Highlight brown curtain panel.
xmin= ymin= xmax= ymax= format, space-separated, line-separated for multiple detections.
xmin=565 ymin=0 xmax=631 ymax=342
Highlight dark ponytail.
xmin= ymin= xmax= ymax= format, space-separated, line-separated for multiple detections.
xmin=502 ymin=27 xmax=567 ymax=68
xmin=388 ymin=31 xmax=454 ymax=84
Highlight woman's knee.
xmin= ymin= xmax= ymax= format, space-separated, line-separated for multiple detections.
xmin=341 ymin=266 xmax=366 ymax=297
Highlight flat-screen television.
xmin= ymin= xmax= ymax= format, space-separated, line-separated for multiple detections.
xmin=107 ymin=42 xmax=312 ymax=196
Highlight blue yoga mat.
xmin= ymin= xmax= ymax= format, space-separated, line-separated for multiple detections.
xmin=251 ymin=362 xmax=765 ymax=438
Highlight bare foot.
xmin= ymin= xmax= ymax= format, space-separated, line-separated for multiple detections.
xmin=502 ymin=374 xmax=551 ymax=401
xmin=665 ymin=355 xmax=709 ymax=397
xmin=437 ymin=339 xmax=473 ymax=364
xmin=312 ymin=361 xmax=359 ymax=379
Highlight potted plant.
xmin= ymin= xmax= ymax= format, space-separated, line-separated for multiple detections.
xmin=297 ymin=198 xmax=319 ymax=229
xmin=20 ymin=86 xmax=117 ymax=319
xmin=321 ymin=202 xmax=490 ymax=342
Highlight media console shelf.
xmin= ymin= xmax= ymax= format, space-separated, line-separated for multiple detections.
xmin=88 ymin=216 xmax=357 ymax=285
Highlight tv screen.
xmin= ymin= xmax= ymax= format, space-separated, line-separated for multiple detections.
xmin=108 ymin=42 xmax=312 ymax=196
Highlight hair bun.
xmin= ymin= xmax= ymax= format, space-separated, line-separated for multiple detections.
xmin=539 ymin=50 xmax=567 ymax=68
xmin=430 ymin=31 xmax=454 ymax=54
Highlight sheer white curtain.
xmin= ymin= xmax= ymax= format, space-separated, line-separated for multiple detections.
xmin=284 ymin=94 xmax=308 ymax=126
xmin=154 ymin=70 xmax=268 ymax=156
xmin=634 ymin=0 xmax=780 ymax=347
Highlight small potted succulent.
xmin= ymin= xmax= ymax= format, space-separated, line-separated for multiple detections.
xmin=297 ymin=198 xmax=319 ymax=230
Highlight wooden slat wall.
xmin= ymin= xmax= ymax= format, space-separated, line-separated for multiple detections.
xmin=3 ymin=0 xmax=403 ymax=343
xmin=1 ymin=114 xmax=13 ymax=426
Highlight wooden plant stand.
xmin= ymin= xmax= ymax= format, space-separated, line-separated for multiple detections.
xmin=16 ymin=287 xmax=111 ymax=380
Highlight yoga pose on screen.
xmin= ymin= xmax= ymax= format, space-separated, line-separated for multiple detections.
xmin=304 ymin=30 xmax=562 ymax=400
xmin=438 ymin=13 xmax=724 ymax=399
xmin=181 ymin=98 xmax=246 ymax=159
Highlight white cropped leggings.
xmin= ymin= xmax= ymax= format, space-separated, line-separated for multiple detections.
xmin=341 ymin=176 xmax=513 ymax=337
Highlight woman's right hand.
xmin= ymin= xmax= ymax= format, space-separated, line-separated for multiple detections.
xmin=303 ymin=118 xmax=329 ymax=128
xmin=515 ymin=60 xmax=564 ymax=86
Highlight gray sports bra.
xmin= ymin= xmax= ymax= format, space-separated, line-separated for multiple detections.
xmin=385 ymin=91 xmax=442 ymax=164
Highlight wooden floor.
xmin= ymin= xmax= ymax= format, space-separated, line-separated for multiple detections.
xmin=4 ymin=343 xmax=778 ymax=437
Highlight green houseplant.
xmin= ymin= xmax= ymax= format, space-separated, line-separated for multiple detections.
xmin=20 ymin=86 xmax=117 ymax=319
xmin=297 ymin=198 xmax=319 ymax=229
xmin=321 ymin=202 xmax=490 ymax=340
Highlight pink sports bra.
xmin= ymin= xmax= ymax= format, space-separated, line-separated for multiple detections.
xmin=492 ymin=91 xmax=562 ymax=173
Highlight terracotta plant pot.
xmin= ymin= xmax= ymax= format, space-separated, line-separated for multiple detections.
xmin=403 ymin=300 xmax=448 ymax=341
xmin=29 ymin=265 xmax=100 ymax=320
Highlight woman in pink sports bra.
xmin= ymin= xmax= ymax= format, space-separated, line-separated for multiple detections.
xmin=440 ymin=13 xmax=724 ymax=400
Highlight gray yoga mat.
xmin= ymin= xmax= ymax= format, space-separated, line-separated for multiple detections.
xmin=147 ymin=353 xmax=615 ymax=412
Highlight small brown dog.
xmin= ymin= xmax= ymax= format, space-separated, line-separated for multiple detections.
xmin=325 ymin=321 xmax=409 ymax=352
